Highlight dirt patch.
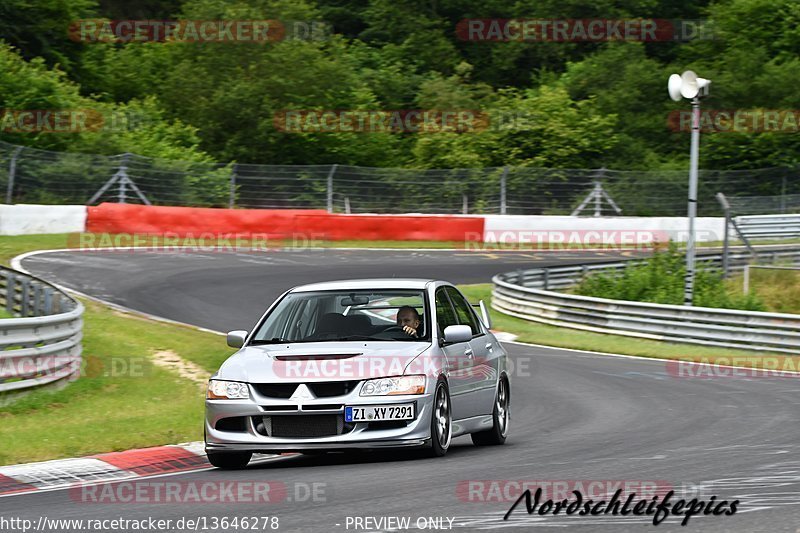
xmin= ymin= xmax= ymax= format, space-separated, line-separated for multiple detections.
xmin=151 ymin=349 xmax=209 ymax=385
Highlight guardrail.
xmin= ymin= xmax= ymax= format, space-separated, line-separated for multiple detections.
xmin=735 ymin=214 xmax=800 ymax=239
xmin=493 ymin=248 xmax=800 ymax=354
xmin=0 ymin=267 xmax=83 ymax=404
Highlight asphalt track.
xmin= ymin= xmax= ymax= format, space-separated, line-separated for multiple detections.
xmin=5 ymin=248 xmax=800 ymax=532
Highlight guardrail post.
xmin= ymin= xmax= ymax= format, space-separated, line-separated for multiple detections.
xmin=6 ymin=273 xmax=14 ymax=314
xmin=20 ymin=280 xmax=29 ymax=317
xmin=31 ymin=283 xmax=40 ymax=316
xmin=516 ymin=269 xmax=524 ymax=285
xmin=44 ymin=287 xmax=53 ymax=314
xmin=543 ymin=269 xmax=550 ymax=290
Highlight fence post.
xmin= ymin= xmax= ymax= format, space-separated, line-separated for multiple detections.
xmin=462 ymin=194 xmax=468 ymax=215
xmin=6 ymin=146 xmax=23 ymax=204
xmin=500 ymin=166 xmax=508 ymax=215
xmin=229 ymin=163 xmax=238 ymax=209
xmin=781 ymin=173 xmax=787 ymax=213
xmin=716 ymin=192 xmax=731 ymax=278
xmin=116 ymin=153 xmax=131 ymax=204
xmin=326 ymin=164 xmax=338 ymax=213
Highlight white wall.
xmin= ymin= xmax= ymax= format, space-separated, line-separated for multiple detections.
xmin=0 ymin=204 xmax=87 ymax=235
xmin=482 ymin=215 xmax=726 ymax=244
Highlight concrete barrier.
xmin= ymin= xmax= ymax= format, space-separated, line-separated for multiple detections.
xmin=482 ymin=215 xmax=726 ymax=245
xmin=0 ymin=204 xmax=87 ymax=235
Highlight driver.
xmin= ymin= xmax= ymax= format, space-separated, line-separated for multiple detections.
xmin=396 ymin=306 xmax=422 ymax=338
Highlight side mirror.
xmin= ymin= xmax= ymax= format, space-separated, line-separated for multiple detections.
xmin=443 ymin=324 xmax=472 ymax=344
xmin=226 ymin=330 xmax=248 ymax=348
xmin=479 ymin=300 xmax=492 ymax=329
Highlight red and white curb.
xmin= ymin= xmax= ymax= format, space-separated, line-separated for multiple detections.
xmin=0 ymin=442 xmax=288 ymax=498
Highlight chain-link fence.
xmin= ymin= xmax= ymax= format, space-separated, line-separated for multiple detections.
xmin=0 ymin=140 xmax=797 ymax=216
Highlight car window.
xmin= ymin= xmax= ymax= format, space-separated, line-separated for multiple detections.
xmin=294 ymin=298 xmax=321 ymax=338
xmin=251 ymin=289 xmax=430 ymax=342
xmin=435 ymin=288 xmax=458 ymax=334
xmin=445 ymin=286 xmax=481 ymax=336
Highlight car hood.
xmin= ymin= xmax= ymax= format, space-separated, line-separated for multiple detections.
xmin=215 ymin=341 xmax=432 ymax=382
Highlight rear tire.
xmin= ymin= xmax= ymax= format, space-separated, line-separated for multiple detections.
xmin=471 ymin=377 xmax=509 ymax=446
xmin=207 ymin=451 xmax=252 ymax=469
xmin=427 ymin=379 xmax=452 ymax=457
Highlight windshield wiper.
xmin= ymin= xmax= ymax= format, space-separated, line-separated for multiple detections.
xmin=335 ymin=335 xmax=388 ymax=341
xmin=249 ymin=338 xmax=291 ymax=345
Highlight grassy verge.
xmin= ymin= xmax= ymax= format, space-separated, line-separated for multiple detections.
xmin=458 ymin=283 xmax=790 ymax=361
xmin=725 ymin=268 xmax=800 ymax=314
xmin=0 ymin=299 xmax=233 ymax=465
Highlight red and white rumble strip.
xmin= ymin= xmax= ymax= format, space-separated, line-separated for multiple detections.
xmin=0 ymin=442 xmax=220 ymax=497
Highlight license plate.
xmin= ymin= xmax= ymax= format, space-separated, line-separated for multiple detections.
xmin=345 ymin=404 xmax=414 ymax=422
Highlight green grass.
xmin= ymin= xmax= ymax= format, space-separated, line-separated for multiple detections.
xmin=725 ymin=267 xmax=800 ymax=314
xmin=458 ymin=283 xmax=789 ymax=360
xmin=0 ymin=299 xmax=234 ymax=465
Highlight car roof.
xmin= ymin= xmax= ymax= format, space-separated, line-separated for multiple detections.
xmin=291 ymin=278 xmax=442 ymax=292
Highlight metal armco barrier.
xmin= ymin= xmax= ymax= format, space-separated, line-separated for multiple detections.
xmin=493 ymin=248 xmax=800 ymax=354
xmin=0 ymin=267 xmax=83 ymax=403
xmin=734 ymin=214 xmax=800 ymax=239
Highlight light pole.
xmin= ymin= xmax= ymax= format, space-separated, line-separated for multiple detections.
xmin=668 ymin=71 xmax=711 ymax=306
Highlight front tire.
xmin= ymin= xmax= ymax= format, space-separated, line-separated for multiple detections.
xmin=471 ymin=377 xmax=509 ymax=446
xmin=427 ymin=379 xmax=452 ymax=457
xmin=207 ymin=451 xmax=252 ymax=469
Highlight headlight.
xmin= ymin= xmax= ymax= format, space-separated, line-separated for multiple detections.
xmin=207 ymin=380 xmax=250 ymax=400
xmin=360 ymin=375 xmax=426 ymax=396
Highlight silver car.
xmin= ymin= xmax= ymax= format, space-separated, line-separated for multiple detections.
xmin=204 ymin=279 xmax=510 ymax=469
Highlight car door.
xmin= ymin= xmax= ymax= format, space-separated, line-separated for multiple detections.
xmin=445 ymin=286 xmax=497 ymax=418
xmin=435 ymin=287 xmax=475 ymax=422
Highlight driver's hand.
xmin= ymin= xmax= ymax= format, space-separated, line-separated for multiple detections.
xmin=402 ymin=325 xmax=418 ymax=338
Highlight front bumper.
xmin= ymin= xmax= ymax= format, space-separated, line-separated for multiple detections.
xmin=205 ymin=385 xmax=434 ymax=453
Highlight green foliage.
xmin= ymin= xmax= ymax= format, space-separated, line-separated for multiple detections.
xmin=1 ymin=0 xmax=799 ymax=179
xmin=571 ymin=242 xmax=767 ymax=311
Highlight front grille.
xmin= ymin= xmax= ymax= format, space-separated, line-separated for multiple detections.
xmin=253 ymin=381 xmax=361 ymax=399
xmin=308 ymin=381 xmax=360 ymax=397
xmin=253 ymin=415 xmax=354 ymax=438
xmin=253 ymin=383 xmax=297 ymax=398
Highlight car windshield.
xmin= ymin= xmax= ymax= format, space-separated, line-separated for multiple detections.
xmin=250 ymin=289 xmax=430 ymax=343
